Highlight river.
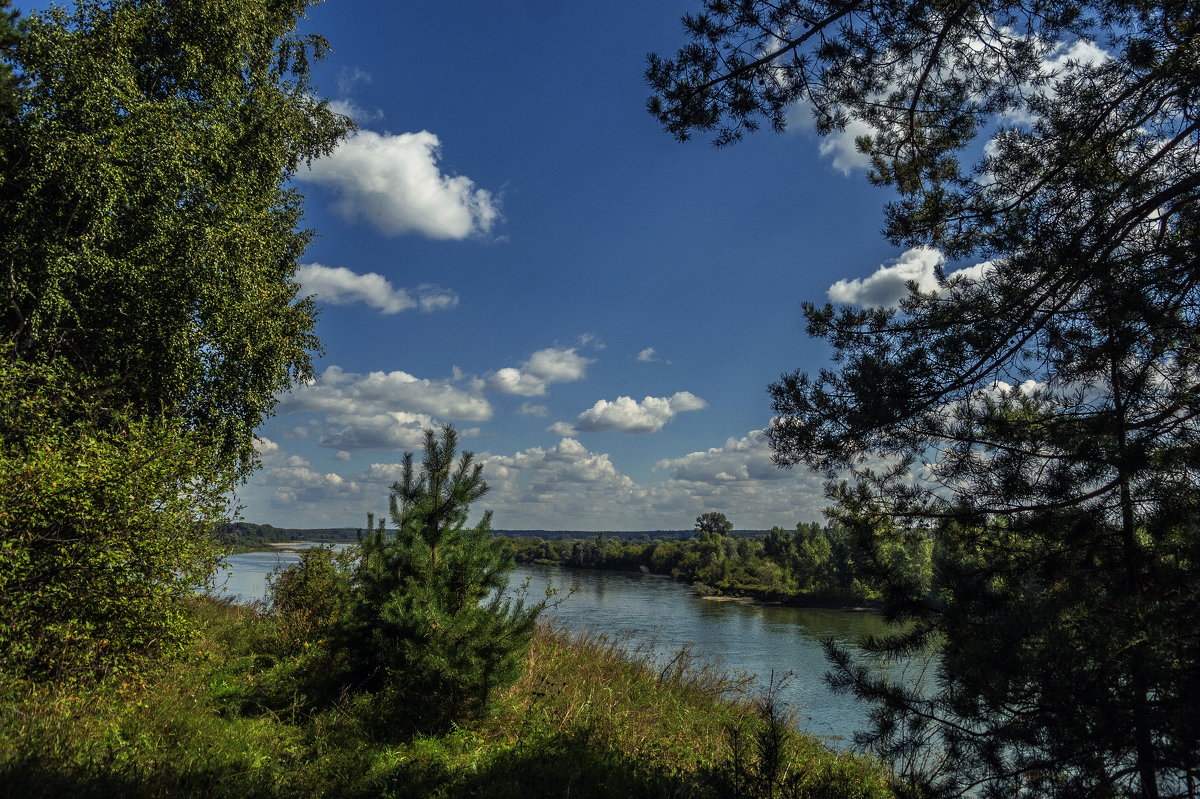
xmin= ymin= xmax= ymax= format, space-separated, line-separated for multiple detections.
xmin=213 ymin=549 xmax=926 ymax=750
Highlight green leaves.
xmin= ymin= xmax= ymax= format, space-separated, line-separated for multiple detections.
xmin=1 ymin=0 xmax=350 ymax=473
xmin=0 ymin=353 xmax=228 ymax=682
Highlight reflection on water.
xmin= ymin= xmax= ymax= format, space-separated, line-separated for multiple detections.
xmin=212 ymin=551 xmax=923 ymax=748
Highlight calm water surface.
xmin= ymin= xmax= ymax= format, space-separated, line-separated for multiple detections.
xmin=215 ymin=550 xmax=925 ymax=748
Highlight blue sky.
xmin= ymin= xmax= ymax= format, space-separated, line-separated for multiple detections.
xmin=231 ymin=0 xmax=951 ymax=531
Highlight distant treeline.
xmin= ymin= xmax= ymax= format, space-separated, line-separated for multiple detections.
xmin=215 ymin=523 xmax=774 ymax=551
xmin=213 ymin=522 xmax=361 ymax=551
xmin=498 ymin=523 xmax=934 ymax=608
xmin=217 ymin=521 xmax=934 ymax=607
xmin=498 ymin=529 xmax=773 ymax=540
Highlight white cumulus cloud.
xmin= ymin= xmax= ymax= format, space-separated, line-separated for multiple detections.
xmin=283 ymin=365 xmax=492 ymax=423
xmin=299 ymin=130 xmax=500 ymax=239
xmin=655 ymin=430 xmax=790 ymax=484
xmin=827 ymin=247 xmax=945 ymax=307
xmin=818 ymin=116 xmax=877 ymax=175
xmin=489 ymin=347 xmax=593 ymax=397
xmin=276 ymin=365 xmax=491 ymax=452
xmin=249 ymin=442 xmax=366 ymax=508
xmin=575 ymin=391 xmax=707 ymax=434
xmin=328 ymin=98 xmax=383 ymax=124
xmin=827 ymin=247 xmax=996 ymax=308
xmin=296 ymin=263 xmax=458 ymax=314
xmin=318 ymin=411 xmax=436 ymax=451
xmin=482 ymin=438 xmax=635 ymax=495
xmin=242 ymin=429 xmax=836 ymax=530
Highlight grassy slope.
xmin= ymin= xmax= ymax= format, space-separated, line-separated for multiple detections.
xmin=0 ymin=599 xmax=895 ymax=799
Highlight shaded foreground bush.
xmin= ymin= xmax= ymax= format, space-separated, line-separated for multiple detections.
xmin=0 ymin=353 xmax=227 ymax=684
xmin=0 ymin=598 xmax=896 ymax=799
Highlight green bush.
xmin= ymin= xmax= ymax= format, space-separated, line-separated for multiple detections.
xmin=266 ymin=546 xmax=354 ymax=655
xmin=0 ymin=354 xmax=227 ymax=682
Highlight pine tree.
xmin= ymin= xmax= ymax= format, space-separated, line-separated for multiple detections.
xmin=334 ymin=425 xmax=541 ymax=735
xmin=651 ymin=1 xmax=1200 ymax=795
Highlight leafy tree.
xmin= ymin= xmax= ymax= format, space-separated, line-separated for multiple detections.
xmin=0 ymin=0 xmax=351 ymax=472
xmin=695 ymin=510 xmax=734 ymax=537
xmin=0 ymin=0 xmax=348 ymax=682
xmin=0 ymin=352 xmax=227 ymax=681
xmin=791 ymin=523 xmax=833 ymax=593
xmin=0 ymin=0 xmax=21 ymax=114
xmin=652 ymin=2 xmax=1200 ymax=797
xmin=331 ymin=426 xmax=541 ymax=736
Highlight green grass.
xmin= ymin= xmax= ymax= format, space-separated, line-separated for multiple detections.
xmin=0 ymin=599 xmax=897 ymax=799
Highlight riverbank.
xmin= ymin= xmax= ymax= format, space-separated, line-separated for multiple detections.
xmin=503 ymin=528 xmax=916 ymax=613
xmin=1 ymin=597 xmax=897 ymax=798
xmin=518 ymin=556 xmax=883 ymax=611
xmin=697 ymin=593 xmax=880 ymax=612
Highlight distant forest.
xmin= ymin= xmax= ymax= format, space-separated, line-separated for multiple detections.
xmin=217 ymin=521 xmax=927 ymax=609
xmin=215 ymin=521 xmax=776 ymax=550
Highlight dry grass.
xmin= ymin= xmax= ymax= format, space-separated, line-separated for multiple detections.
xmin=1 ymin=602 xmax=897 ymax=799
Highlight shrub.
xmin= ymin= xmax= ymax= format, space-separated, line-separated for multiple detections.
xmin=0 ymin=354 xmax=227 ymax=682
xmin=266 ymin=546 xmax=354 ymax=655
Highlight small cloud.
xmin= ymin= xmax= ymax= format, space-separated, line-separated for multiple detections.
xmin=635 ymin=347 xmax=666 ymax=363
xmin=826 ymin=248 xmax=996 ymax=308
xmin=336 ymin=66 xmax=372 ymax=96
xmin=818 ymin=116 xmax=877 ymax=175
xmin=547 ymin=421 xmax=577 ymax=437
xmin=297 ymin=263 xmax=458 ymax=315
xmin=335 ymin=450 xmax=353 ymax=462
xmin=298 ymin=130 xmax=501 ymax=240
xmin=667 ymin=391 xmax=708 ymax=412
xmin=414 ymin=284 xmax=460 ymax=312
xmin=827 ymin=247 xmax=944 ymax=307
xmin=577 ymin=333 xmax=605 ymax=350
xmin=575 ymin=391 xmax=707 ymax=434
xmin=489 ymin=347 xmax=593 ymax=397
xmin=328 ymin=98 xmax=383 ymax=124
xmin=490 ymin=367 xmax=547 ymax=397
xmin=518 ymin=403 xmax=549 ymax=417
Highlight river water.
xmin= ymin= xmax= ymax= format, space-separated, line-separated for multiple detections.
xmin=213 ymin=549 xmax=925 ymax=749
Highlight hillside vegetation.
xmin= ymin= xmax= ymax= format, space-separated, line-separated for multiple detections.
xmin=1 ymin=598 xmax=895 ymax=799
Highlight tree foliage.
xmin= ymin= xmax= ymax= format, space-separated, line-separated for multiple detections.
xmin=0 ymin=0 xmax=351 ymax=472
xmin=0 ymin=352 xmax=227 ymax=681
xmin=323 ymin=426 xmax=541 ymax=736
xmin=652 ymin=2 xmax=1200 ymax=797
xmin=695 ymin=510 xmax=734 ymax=537
xmin=0 ymin=0 xmax=349 ymax=683
xmin=507 ymin=521 xmax=933 ymax=606
xmin=0 ymin=0 xmax=21 ymax=114
xmin=266 ymin=545 xmax=354 ymax=655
